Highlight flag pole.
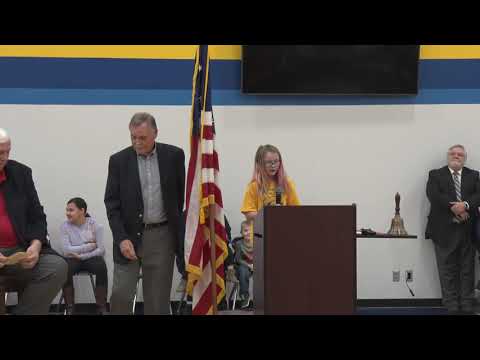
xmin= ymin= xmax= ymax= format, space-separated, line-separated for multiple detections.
xmin=203 ymin=45 xmax=217 ymax=315
xmin=209 ymin=204 xmax=218 ymax=314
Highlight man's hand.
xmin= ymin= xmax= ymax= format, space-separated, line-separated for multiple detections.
xmin=450 ymin=202 xmax=467 ymax=216
xmin=120 ymin=239 xmax=138 ymax=261
xmin=20 ymin=240 xmax=42 ymax=269
xmin=0 ymin=252 xmax=7 ymax=269
xmin=449 ymin=201 xmax=470 ymax=222
xmin=457 ymin=212 xmax=470 ymax=222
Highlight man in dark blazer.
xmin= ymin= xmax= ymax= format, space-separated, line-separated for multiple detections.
xmin=105 ymin=113 xmax=185 ymax=315
xmin=426 ymin=144 xmax=480 ymax=314
xmin=0 ymin=128 xmax=67 ymax=315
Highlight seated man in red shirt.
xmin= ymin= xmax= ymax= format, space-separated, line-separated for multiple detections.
xmin=0 ymin=128 xmax=67 ymax=315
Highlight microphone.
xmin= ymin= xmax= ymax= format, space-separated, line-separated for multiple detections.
xmin=275 ymin=186 xmax=283 ymax=206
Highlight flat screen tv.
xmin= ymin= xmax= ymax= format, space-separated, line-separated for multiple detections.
xmin=241 ymin=45 xmax=419 ymax=95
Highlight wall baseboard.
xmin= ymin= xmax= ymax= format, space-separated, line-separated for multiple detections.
xmin=356 ymin=299 xmax=443 ymax=307
xmin=3 ymin=299 xmax=446 ymax=315
xmin=43 ymin=301 xmax=191 ymax=315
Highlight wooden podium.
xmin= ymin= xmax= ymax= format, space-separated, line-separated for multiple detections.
xmin=253 ymin=205 xmax=356 ymax=315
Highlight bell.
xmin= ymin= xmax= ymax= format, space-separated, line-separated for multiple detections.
xmin=387 ymin=193 xmax=408 ymax=236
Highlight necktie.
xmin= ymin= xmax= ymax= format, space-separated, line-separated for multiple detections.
xmin=453 ymin=171 xmax=462 ymax=223
xmin=453 ymin=171 xmax=461 ymax=201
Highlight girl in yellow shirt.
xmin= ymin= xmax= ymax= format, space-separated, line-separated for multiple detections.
xmin=241 ymin=144 xmax=300 ymax=222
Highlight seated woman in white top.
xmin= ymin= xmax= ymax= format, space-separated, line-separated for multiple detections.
xmin=61 ymin=197 xmax=108 ymax=315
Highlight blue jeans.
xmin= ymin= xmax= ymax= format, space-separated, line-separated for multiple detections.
xmin=235 ymin=264 xmax=252 ymax=298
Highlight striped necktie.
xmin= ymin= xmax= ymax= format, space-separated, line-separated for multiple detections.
xmin=453 ymin=171 xmax=461 ymax=201
xmin=452 ymin=171 xmax=462 ymax=223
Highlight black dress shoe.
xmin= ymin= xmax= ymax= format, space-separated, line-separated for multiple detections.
xmin=461 ymin=303 xmax=474 ymax=314
xmin=447 ymin=310 xmax=460 ymax=315
xmin=446 ymin=306 xmax=460 ymax=315
xmin=96 ymin=306 xmax=108 ymax=315
xmin=459 ymin=308 xmax=474 ymax=315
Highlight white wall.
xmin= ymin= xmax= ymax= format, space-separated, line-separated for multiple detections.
xmin=3 ymin=103 xmax=480 ymax=303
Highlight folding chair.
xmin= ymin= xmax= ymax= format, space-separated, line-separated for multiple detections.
xmin=57 ymin=271 xmax=96 ymax=314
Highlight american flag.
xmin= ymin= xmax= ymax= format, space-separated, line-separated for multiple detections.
xmin=184 ymin=45 xmax=228 ymax=315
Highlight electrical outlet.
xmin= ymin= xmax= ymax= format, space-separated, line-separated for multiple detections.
xmin=393 ymin=271 xmax=400 ymax=282
xmin=406 ymin=270 xmax=413 ymax=282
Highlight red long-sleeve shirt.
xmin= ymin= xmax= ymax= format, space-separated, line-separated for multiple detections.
xmin=0 ymin=170 xmax=18 ymax=248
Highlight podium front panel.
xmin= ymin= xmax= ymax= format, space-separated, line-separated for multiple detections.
xmin=253 ymin=205 xmax=356 ymax=315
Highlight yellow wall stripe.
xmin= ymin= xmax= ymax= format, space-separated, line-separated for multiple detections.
xmin=0 ymin=45 xmax=241 ymax=60
xmin=0 ymin=45 xmax=479 ymax=60
xmin=419 ymin=45 xmax=480 ymax=59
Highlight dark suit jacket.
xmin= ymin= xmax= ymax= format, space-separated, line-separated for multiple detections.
xmin=1 ymin=160 xmax=55 ymax=254
xmin=104 ymin=143 xmax=185 ymax=264
xmin=426 ymin=166 xmax=480 ymax=247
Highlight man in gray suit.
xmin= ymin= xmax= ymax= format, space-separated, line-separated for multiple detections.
xmin=105 ymin=113 xmax=185 ymax=315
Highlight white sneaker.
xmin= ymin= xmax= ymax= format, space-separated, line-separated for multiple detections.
xmin=240 ymin=294 xmax=251 ymax=309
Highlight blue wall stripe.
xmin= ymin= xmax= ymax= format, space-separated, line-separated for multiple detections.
xmin=0 ymin=58 xmax=480 ymax=91
xmin=0 ymin=58 xmax=240 ymax=90
xmin=0 ymin=89 xmax=192 ymax=105
xmin=1 ymin=88 xmax=480 ymax=105
xmin=420 ymin=59 xmax=480 ymax=89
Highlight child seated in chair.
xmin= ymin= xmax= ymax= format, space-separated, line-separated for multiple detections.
xmin=232 ymin=221 xmax=253 ymax=309
xmin=61 ymin=198 xmax=108 ymax=315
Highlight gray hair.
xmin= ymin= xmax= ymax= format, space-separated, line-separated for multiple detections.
xmin=0 ymin=128 xmax=10 ymax=143
xmin=448 ymin=144 xmax=467 ymax=161
xmin=129 ymin=112 xmax=157 ymax=131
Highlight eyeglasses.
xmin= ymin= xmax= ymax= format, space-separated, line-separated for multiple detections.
xmin=265 ymin=160 xmax=280 ymax=166
xmin=448 ymin=151 xmax=465 ymax=158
